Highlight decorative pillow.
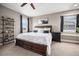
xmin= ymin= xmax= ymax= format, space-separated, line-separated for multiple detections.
xmin=33 ymin=30 xmax=38 ymax=32
xmin=43 ymin=30 xmax=49 ymax=33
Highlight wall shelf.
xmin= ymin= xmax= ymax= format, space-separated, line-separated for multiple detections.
xmin=0 ymin=16 xmax=14 ymax=45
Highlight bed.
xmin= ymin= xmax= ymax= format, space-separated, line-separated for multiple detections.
xmin=15 ymin=25 xmax=52 ymax=56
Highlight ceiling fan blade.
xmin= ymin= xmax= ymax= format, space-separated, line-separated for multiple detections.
xmin=21 ymin=3 xmax=27 ymax=7
xmin=30 ymin=3 xmax=35 ymax=10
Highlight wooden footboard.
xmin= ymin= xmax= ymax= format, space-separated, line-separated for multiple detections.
xmin=16 ymin=38 xmax=47 ymax=56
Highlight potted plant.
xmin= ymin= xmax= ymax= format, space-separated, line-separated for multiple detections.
xmin=76 ymin=27 xmax=79 ymax=33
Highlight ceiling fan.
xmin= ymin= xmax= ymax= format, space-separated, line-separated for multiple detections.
xmin=21 ymin=3 xmax=35 ymax=10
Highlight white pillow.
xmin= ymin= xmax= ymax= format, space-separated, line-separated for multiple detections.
xmin=38 ymin=29 xmax=43 ymax=33
xmin=44 ymin=28 xmax=50 ymax=32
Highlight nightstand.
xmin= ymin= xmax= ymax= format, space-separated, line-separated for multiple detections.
xmin=52 ymin=32 xmax=61 ymax=42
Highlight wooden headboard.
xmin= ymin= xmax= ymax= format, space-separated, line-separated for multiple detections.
xmin=35 ymin=25 xmax=52 ymax=32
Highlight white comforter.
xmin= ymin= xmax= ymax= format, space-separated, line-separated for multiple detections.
xmin=16 ymin=32 xmax=52 ymax=55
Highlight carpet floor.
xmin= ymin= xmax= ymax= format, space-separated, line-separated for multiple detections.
xmin=0 ymin=42 xmax=79 ymax=56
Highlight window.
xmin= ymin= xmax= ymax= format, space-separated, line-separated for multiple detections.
xmin=20 ymin=15 xmax=28 ymax=33
xmin=63 ymin=15 xmax=76 ymax=33
xmin=22 ymin=19 xmax=28 ymax=33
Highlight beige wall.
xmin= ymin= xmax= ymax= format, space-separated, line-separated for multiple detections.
xmin=0 ymin=5 xmax=29 ymax=37
xmin=32 ymin=9 xmax=79 ymax=32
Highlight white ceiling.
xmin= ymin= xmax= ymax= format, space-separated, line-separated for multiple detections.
xmin=1 ymin=3 xmax=79 ymax=17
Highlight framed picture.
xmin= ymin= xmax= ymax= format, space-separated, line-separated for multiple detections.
xmin=38 ymin=18 xmax=48 ymax=24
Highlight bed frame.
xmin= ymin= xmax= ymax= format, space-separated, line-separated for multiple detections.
xmin=15 ymin=25 xmax=52 ymax=56
xmin=16 ymin=39 xmax=47 ymax=56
